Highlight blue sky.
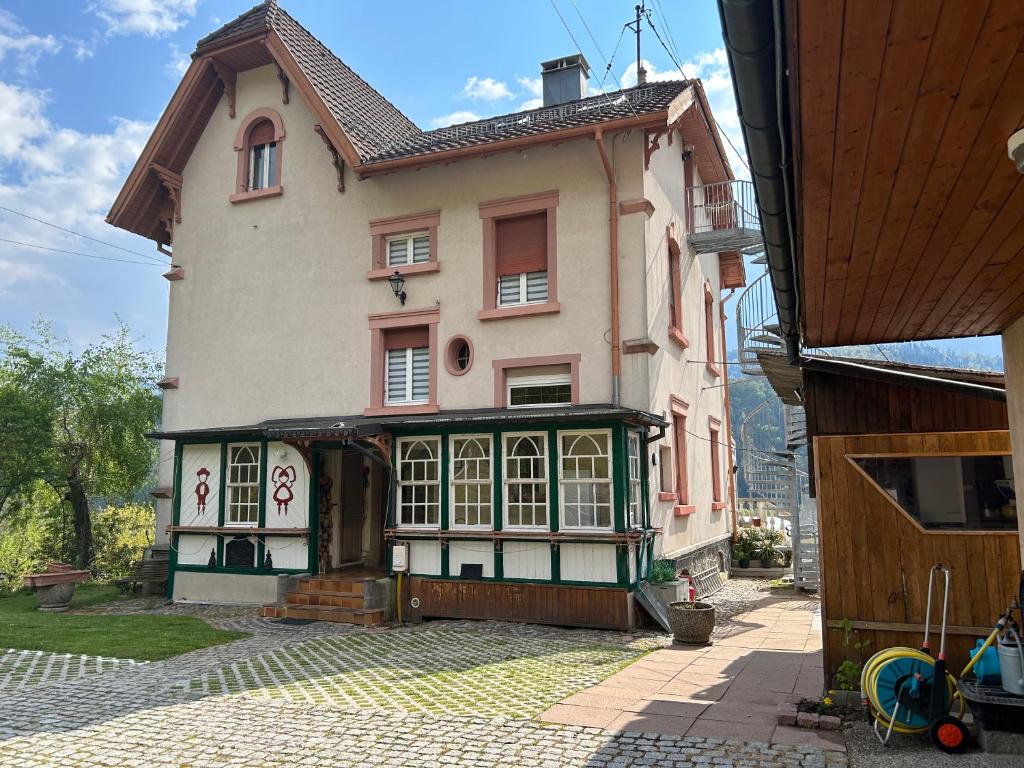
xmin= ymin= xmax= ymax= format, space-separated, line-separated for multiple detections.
xmin=0 ymin=0 xmax=1003 ymax=360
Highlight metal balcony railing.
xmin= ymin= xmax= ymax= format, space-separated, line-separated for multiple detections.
xmin=685 ymin=179 xmax=764 ymax=255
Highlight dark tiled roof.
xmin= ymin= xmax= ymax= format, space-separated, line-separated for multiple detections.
xmin=364 ymin=81 xmax=689 ymax=164
xmin=193 ymin=2 xmax=683 ymax=165
xmin=196 ymin=1 xmax=420 ymax=160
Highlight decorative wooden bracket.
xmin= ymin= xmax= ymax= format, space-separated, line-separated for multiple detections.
xmin=314 ymin=123 xmax=345 ymax=193
xmin=360 ymin=434 xmax=392 ymax=467
xmin=150 ymin=163 xmax=182 ymax=224
xmin=282 ymin=439 xmax=314 ymax=473
xmin=275 ymin=62 xmax=290 ymax=104
xmin=211 ymin=60 xmax=237 ymax=118
xmin=644 ymin=127 xmax=670 ymax=170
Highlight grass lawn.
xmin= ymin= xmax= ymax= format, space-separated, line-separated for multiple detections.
xmin=0 ymin=584 xmax=248 ymax=661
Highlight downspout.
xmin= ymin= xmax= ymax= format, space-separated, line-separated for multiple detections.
xmin=719 ymin=289 xmax=739 ymax=538
xmin=594 ymin=129 xmax=621 ymax=406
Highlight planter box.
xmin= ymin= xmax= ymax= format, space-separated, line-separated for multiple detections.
xmin=652 ymin=580 xmax=685 ymax=605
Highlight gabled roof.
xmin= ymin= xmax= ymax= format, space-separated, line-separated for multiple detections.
xmin=108 ymin=1 xmax=732 ymax=244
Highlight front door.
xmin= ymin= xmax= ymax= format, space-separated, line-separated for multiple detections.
xmin=339 ymin=453 xmax=364 ymax=564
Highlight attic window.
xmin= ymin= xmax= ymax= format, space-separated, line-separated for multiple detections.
xmin=231 ymin=108 xmax=285 ymax=204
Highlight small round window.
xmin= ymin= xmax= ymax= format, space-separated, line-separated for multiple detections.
xmin=445 ymin=336 xmax=473 ymax=376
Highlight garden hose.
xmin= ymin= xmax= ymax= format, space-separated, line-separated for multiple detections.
xmin=861 ymin=646 xmax=963 ymax=735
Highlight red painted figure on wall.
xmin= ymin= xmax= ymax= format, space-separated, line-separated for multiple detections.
xmin=195 ymin=467 xmax=211 ymax=513
xmin=271 ymin=465 xmax=296 ymax=514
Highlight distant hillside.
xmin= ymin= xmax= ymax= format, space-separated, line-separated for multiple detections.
xmin=814 ymin=341 xmax=1003 ymax=373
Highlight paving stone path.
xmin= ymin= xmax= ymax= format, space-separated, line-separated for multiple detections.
xmin=0 ymin=581 xmax=846 ymax=766
xmin=0 ymin=649 xmax=143 ymax=692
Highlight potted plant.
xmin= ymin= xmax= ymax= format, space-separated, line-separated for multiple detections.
xmin=758 ymin=528 xmax=785 ymax=568
xmin=648 ymin=559 xmax=683 ymax=603
xmin=668 ymin=600 xmax=716 ymax=645
xmin=733 ymin=537 xmax=752 ymax=569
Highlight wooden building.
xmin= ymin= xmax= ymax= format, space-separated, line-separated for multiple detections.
xmin=761 ymin=354 xmax=1020 ymax=672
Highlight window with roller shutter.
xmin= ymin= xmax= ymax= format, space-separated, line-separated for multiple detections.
xmin=495 ymin=212 xmax=549 ymax=306
xmin=384 ymin=326 xmax=430 ymax=404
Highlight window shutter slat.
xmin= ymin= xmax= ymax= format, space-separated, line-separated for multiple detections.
xmin=388 ymin=238 xmax=409 ymax=265
xmin=498 ymin=274 xmax=521 ymax=305
xmin=411 ymin=347 xmax=429 ymax=400
xmin=386 ymin=349 xmax=407 ymax=402
xmin=495 ymin=212 xmax=547 ymax=276
xmin=383 ymin=326 xmax=429 ymax=350
xmin=411 ymin=236 xmax=430 ymax=263
xmin=525 ymin=270 xmax=548 ymax=302
xmin=248 ymin=119 xmax=276 ymax=146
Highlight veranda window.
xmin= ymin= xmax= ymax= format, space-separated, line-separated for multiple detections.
xmin=386 ymin=232 xmax=431 ymax=267
xmin=504 ymin=433 xmax=548 ymax=528
xmin=227 ymin=444 xmax=260 ymax=525
xmin=627 ymin=433 xmax=642 ymax=527
xmin=450 ymin=435 xmax=492 ymax=528
xmin=559 ymin=430 xmax=613 ymax=530
xmin=397 ymin=437 xmax=440 ymax=527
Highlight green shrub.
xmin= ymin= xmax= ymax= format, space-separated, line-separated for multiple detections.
xmin=648 ymin=559 xmax=679 ymax=584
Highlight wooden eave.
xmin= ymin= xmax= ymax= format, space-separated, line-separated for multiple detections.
xmin=791 ymin=0 xmax=1024 ymax=347
xmin=680 ymin=79 xmax=733 ymax=184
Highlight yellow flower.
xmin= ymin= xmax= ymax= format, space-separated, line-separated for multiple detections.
xmin=823 ymin=697 xmax=833 ymax=707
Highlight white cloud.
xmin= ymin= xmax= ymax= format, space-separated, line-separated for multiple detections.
xmin=64 ymin=36 xmax=98 ymax=61
xmin=0 ymin=10 xmax=61 ymax=75
xmin=461 ymin=76 xmax=512 ymax=101
xmin=429 ymin=111 xmax=481 ymax=129
xmin=166 ymin=43 xmax=190 ymax=78
xmin=517 ymin=76 xmax=542 ymax=97
xmin=518 ymin=98 xmax=543 ymax=111
xmin=89 ymin=0 xmax=198 ymax=38
xmin=0 ymin=259 xmax=64 ymax=295
xmin=0 ymin=82 xmax=49 ymax=159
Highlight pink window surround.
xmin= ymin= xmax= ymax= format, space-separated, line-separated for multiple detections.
xmin=444 ymin=335 xmax=474 ymax=376
xmin=709 ymin=415 xmax=723 ymax=505
xmin=670 ymin=395 xmax=689 ymax=515
xmin=667 ymin=224 xmax=688 ymax=349
xmin=366 ymin=307 xmax=440 ymax=416
xmin=478 ymin=190 xmax=559 ymax=321
xmin=491 ymin=353 xmax=581 ymax=408
xmin=230 ymin=107 xmax=285 ymax=204
xmin=367 ymin=210 xmax=441 ymax=280
xmin=704 ymin=281 xmax=720 ymax=377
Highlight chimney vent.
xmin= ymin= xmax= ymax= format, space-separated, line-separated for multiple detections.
xmin=540 ymin=54 xmax=590 ymax=107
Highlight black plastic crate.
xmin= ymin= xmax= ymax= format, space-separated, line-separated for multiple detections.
xmin=958 ymin=679 xmax=1024 ymax=734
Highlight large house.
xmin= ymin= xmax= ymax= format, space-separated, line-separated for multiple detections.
xmin=109 ymin=0 xmax=746 ymax=629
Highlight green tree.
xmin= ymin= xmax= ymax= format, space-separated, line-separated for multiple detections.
xmin=0 ymin=321 xmax=161 ymax=570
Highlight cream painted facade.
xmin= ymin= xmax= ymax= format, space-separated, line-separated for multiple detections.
xmin=153 ymin=63 xmax=734 ymax=583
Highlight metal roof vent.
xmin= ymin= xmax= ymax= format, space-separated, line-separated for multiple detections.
xmin=540 ymin=54 xmax=590 ymax=107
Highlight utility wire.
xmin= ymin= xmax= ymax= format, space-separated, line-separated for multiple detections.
xmin=641 ymin=7 xmax=751 ymax=174
xmin=0 ymin=205 xmax=168 ymax=264
xmin=0 ymin=237 xmax=164 ymax=267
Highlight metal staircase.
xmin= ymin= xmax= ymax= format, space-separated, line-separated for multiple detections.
xmin=735 ymin=269 xmax=820 ymax=591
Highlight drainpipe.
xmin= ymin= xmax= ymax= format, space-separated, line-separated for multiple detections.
xmin=594 ymin=129 xmax=621 ymax=406
xmin=719 ymin=288 xmax=739 ymax=538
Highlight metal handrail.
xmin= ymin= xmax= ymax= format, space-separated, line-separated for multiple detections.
xmin=736 ymin=271 xmax=781 ymax=375
xmin=686 ymin=179 xmax=760 ymax=235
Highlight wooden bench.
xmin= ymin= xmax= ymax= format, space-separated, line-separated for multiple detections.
xmin=114 ymin=559 xmax=169 ymax=594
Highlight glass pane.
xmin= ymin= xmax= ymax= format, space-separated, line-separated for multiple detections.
xmin=412 ymin=235 xmax=430 ymax=263
xmin=525 ymin=270 xmax=548 ymax=302
xmin=388 ymin=237 xmax=409 ymax=266
xmin=498 ymin=274 xmax=521 ymax=305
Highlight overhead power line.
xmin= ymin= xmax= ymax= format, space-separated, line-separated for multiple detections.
xmin=0 ymin=205 xmax=168 ymax=264
xmin=0 ymin=237 xmax=165 ymax=267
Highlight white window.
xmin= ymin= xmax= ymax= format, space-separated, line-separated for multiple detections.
xmin=386 ymin=346 xmax=429 ymax=404
xmin=507 ymin=373 xmax=571 ymax=408
xmin=386 ymin=232 xmax=431 ymax=267
xmin=627 ymin=433 xmax=642 ymax=528
xmin=559 ymin=430 xmax=613 ymax=530
xmin=498 ymin=270 xmax=548 ymax=307
xmin=504 ymin=433 xmax=548 ymax=528
xmin=397 ymin=437 xmax=440 ymax=527
xmin=227 ymin=444 xmax=261 ymax=525
xmin=450 ymin=435 xmax=492 ymax=528
xmin=249 ymin=142 xmax=277 ymax=190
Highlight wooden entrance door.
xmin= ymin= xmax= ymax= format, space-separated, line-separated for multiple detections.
xmin=339 ymin=453 xmax=364 ymax=564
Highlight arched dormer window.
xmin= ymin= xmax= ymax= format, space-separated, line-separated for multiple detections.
xmin=231 ymin=107 xmax=285 ymax=203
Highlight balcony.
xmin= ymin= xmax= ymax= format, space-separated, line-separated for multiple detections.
xmin=685 ymin=179 xmax=764 ymax=255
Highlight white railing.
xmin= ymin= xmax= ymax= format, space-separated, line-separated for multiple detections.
xmin=686 ymin=179 xmax=760 ymax=236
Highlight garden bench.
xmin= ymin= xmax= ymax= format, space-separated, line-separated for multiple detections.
xmin=114 ymin=559 xmax=169 ymax=594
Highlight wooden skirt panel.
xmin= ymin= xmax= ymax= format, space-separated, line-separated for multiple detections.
xmin=814 ymin=431 xmax=1020 ymax=676
xmin=407 ymin=578 xmax=634 ymax=630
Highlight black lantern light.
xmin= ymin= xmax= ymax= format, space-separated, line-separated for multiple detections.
xmin=388 ymin=270 xmax=407 ymax=305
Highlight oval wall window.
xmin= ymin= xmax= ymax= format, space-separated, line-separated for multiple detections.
xmin=445 ymin=336 xmax=473 ymax=376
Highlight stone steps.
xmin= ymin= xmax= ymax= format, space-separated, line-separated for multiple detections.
xmin=263 ymin=573 xmax=387 ymax=626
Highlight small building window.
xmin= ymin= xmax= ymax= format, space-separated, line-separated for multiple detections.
xmin=397 ymin=437 xmax=441 ymax=527
xmin=444 ymin=335 xmax=473 ymax=376
xmin=387 ymin=232 xmax=431 ymax=267
xmin=659 ymin=445 xmax=674 ymax=494
xmin=508 ymin=372 xmax=571 ymax=408
xmin=384 ymin=326 xmax=429 ymax=405
xmin=668 ymin=231 xmax=686 ymax=345
xmin=504 ymin=433 xmax=548 ymax=528
xmin=232 ymin=108 xmax=284 ymax=203
xmin=709 ymin=420 xmax=722 ymax=504
xmin=450 ymin=435 xmax=492 ymax=528
xmin=227 ymin=444 xmax=261 ymax=525
xmin=672 ymin=402 xmax=689 ymax=505
xmin=559 ymin=430 xmax=613 ymax=530
xmin=248 ymin=125 xmax=277 ymax=191
xmin=705 ymin=282 xmax=720 ymax=376
xmin=627 ymin=433 xmax=643 ymax=528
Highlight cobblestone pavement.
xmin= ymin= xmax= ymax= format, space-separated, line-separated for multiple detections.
xmin=0 ymin=649 xmax=143 ymax=692
xmin=0 ymin=581 xmax=846 ymax=766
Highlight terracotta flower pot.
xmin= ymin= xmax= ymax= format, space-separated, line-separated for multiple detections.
xmin=668 ymin=601 xmax=716 ymax=645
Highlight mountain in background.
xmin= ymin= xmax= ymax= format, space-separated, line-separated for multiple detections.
xmin=814 ymin=340 xmax=1003 ymax=372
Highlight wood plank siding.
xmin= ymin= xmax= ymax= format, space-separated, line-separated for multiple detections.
xmin=791 ymin=1 xmax=1024 ymax=346
xmin=406 ymin=578 xmax=634 ymax=630
xmin=814 ymin=430 xmax=1020 ymax=678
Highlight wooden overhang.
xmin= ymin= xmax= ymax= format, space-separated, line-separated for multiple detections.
xmin=720 ymin=0 xmax=1024 ymax=349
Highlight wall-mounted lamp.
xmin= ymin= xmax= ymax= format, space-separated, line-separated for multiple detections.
xmin=388 ymin=270 xmax=407 ymax=305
